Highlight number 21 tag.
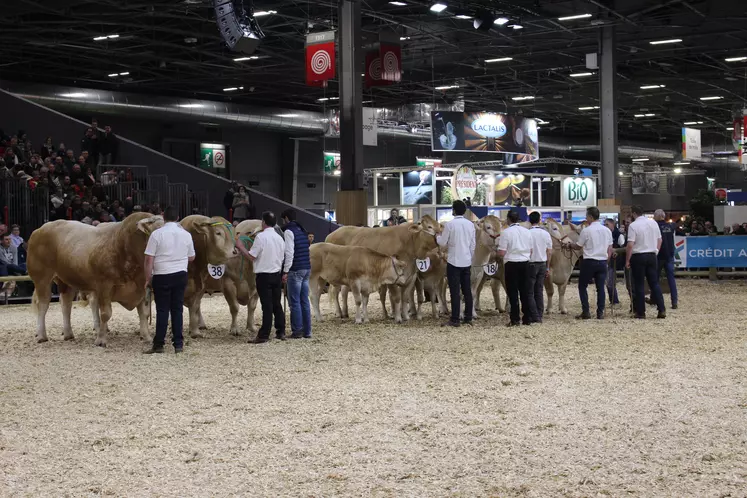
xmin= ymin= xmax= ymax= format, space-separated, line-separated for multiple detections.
xmin=415 ymin=257 xmax=431 ymax=273
xmin=207 ymin=264 xmax=226 ymax=279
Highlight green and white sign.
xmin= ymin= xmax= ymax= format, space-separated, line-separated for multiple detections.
xmin=324 ymin=151 xmax=341 ymax=175
xmin=562 ymin=177 xmax=596 ymax=208
xmin=199 ymin=143 xmax=227 ymax=170
xmin=416 ymin=157 xmax=442 ymax=168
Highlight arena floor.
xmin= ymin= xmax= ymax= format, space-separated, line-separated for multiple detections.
xmin=1 ymin=280 xmax=745 ymax=497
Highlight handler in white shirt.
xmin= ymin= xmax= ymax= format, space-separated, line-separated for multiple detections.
xmin=143 ymin=206 xmax=195 ymax=354
xmin=625 ymin=205 xmax=666 ymax=319
xmin=497 ymin=210 xmax=533 ymax=326
xmin=527 ymin=211 xmax=553 ymax=323
xmin=436 ymin=200 xmax=476 ymax=327
xmin=236 ymin=211 xmax=287 ymax=342
xmin=566 ymin=206 xmax=612 ymax=320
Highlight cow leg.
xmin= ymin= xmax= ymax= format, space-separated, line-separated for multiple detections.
xmin=438 ymin=278 xmax=449 ymax=315
xmin=189 ymin=288 xmax=206 ymax=338
xmin=414 ymin=279 xmax=425 ymax=320
xmin=545 ymin=279 xmax=555 ymax=314
xmin=492 ymin=278 xmax=506 ymax=313
xmin=137 ymin=299 xmax=152 ymax=342
xmin=94 ymin=295 xmax=113 ymax=347
xmin=340 ymin=285 xmax=350 ymax=319
xmin=329 ymin=285 xmax=342 ymax=319
xmin=361 ymin=291 xmax=370 ymax=323
xmin=471 ymin=271 xmax=483 ymax=319
xmin=223 ymin=280 xmax=242 ymax=336
xmin=379 ymin=286 xmax=389 ymax=319
xmin=352 ymin=287 xmax=364 ymax=324
xmin=400 ymin=281 xmax=415 ymax=322
xmin=59 ymin=284 xmax=76 ymax=341
xmin=311 ymin=277 xmax=324 ymax=322
xmin=390 ymin=285 xmax=403 ymax=324
xmin=246 ymin=291 xmax=259 ymax=334
xmin=558 ymin=283 xmax=569 ymax=314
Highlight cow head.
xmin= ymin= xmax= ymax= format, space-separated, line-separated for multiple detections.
xmin=193 ymin=216 xmax=236 ymax=265
xmin=476 ymin=215 xmax=502 ymax=247
xmin=408 ymin=222 xmax=439 ymax=259
xmin=547 ymin=219 xmax=580 ymax=245
xmin=136 ymin=215 xmax=164 ymax=235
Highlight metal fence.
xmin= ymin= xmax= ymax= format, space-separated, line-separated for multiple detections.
xmin=148 ymin=175 xmax=169 ymax=209
xmin=0 ymin=180 xmax=49 ymax=239
xmin=96 ymin=165 xmax=149 ymax=190
xmin=137 ymin=189 xmax=161 ymax=207
xmin=168 ymin=183 xmax=190 ymax=218
xmin=104 ymin=181 xmax=138 ymax=204
xmin=190 ymin=190 xmax=210 ymax=216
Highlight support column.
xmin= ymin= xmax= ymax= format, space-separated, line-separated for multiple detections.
xmin=291 ymin=139 xmax=300 ymax=205
xmin=599 ymin=25 xmax=618 ymax=200
xmin=336 ymin=0 xmax=367 ymax=226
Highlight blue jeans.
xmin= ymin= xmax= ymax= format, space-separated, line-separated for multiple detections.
xmin=287 ymin=269 xmax=312 ymax=337
xmin=656 ymin=257 xmax=678 ymax=306
xmin=578 ymin=259 xmax=607 ymax=316
xmin=0 ymin=263 xmax=26 ymax=276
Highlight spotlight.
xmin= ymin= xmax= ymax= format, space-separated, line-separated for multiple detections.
xmin=473 ymin=10 xmax=495 ymax=31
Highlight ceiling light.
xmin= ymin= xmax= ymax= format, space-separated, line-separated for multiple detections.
xmin=119 ymin=72 xmax=129 ymax=76
xmin=726 ymin=127 xmax=734 ymax=131
xmin=253 ymin=10 xmax=277 ymax=17
xmin=60 ymin=92 xmax=88 ymax=98
xmin=94 ymin=34 xmax=119 ymax=41
xmin=223 ymin=87 xmax=238 ymax=92
xmin=558 ymin=13 xmax=592 ymax=21
xmin=570 ymin=72 xmax=594 ymax=77
xmin=510 ymin=24 xmax=523 ymax=30
xmin=376 ymin=173 xmax=381 ymax=177
xmin=673 ymin=168 xmax=682 ymax=174
xmin=178 ymin=103 xmax=204 ymax=108
xmin=455 ymin=14 xmax=472 ymax=19
xmin=435 ymin=84 xmax=459 ymax=90
xmin=640 ymin=84 xmax=665 ymax=89
xmin=389 ymin=1 xmax=407 ymax=5
xmin=725 ymin=56 xmax=747 ymax=62
xmin=645 ymin=113 xmax=655 ymax=117
xmin=618 ymin=171 xmax=623 ymax=176
xmin=108 ymin=34 xmax=119 ymax=39
xmin=632 ymin=158 xmax=650 ymax=162
xmin=512 ymin=96 xmax=534 ymax=101
xmin=673 ymin=162 xmax=690 ymax=165
xmin=634 ymin=114 xmax=645 ymax=117
xmin=485 ymin=57 xmax=512 ymax=63
xmin=578 ymin=106 xmax=599 ymax=110
xmin=649 ymin=38 xmax=682 ymax=45
xmin=430 ymin=3 xmax=447 ymax=13
xmin=108 ymin=73 xmax=119 ymax=77
xmin=699 ymin=96 xmax=723 ymax=101
xmin=277 ymin=113 xmax=300 ymax=118
xmin=234 ymin=56 xmax=259 ymax=61
xmin=683 ymin=121 xmax=703 ymax=125
xmin=399 ymin=36 xmax=411 ymax=41
xmin=494 ymin=17 xmax=510 ymax=25
xmin=333 ymin=170 xmax=342 ymax=176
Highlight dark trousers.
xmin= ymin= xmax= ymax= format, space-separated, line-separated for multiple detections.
xmin=656 ymin=257 xmax=678 ymax=306
xmin=526 ymin=262 xmax=546 ymax=322
xmin=578 ymin=259 xmax=607 ymax=316
xmin=256 ymin=272 xmax=285 ymax=340
xmin=505 ymin=261 xmax=530 ymax=325
xmin=606 ymin=261 xmax=620 ymax=305
xmin=0 ymin=263 xmax=26 ymax=276
xmin=446 ymin=263 xmax=472 ymax=323
xmin=631 ymin=253 xmax=665 ymax=316
xmin=152 ymin=271 xmax=187 ymax=349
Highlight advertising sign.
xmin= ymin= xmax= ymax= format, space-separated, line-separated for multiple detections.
xmin=362 ymin=107 xmax=378 ymax=146
xmin=682 ymin=127 xmax=702 ymax=160
xmin=430 ymin=111 xmax=539 ymax=161
xmin=305 ymin=31 xmax=335 ymax=86
xmin=561 ymin=177 xmax=597 ymax=208
xmin=416 ymin=157 xmax=442 ymax=168
xmin=199 ymin=143 xmax=227 ymax=170
xmin=379 ymin=41 xmax=402 ymax=83
xmin=495 ymin=173 xmax=530 ymax=206
xmin=453 ymin=165 xmax=478 ymax=200
xmin=631 ymin=165 xmax=645 ymax=195
xmin=401 ymin=170 xmax=433 ymax=205
xmin=365 ymin=49 xmax=390 ymax=88
xmin=675 ymin=235 xmax=747 ymax=268
xmin=323 ymin=151 xmax=340 ymax=175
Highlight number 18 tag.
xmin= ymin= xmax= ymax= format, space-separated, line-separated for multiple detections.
xmin=207 ymin=264 xmax=226 ymax=279
xmin=483 ymin=262 xmax=498 ymax=276
xmin=415 ymin=257 xmax=431 ymax=273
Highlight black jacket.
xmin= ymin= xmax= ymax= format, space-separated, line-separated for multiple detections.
xmin=657 ymin=221 xmax=676 ymax=260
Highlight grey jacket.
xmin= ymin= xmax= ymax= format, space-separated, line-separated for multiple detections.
xmin=0 ymin=244 xmax=18 ymax=266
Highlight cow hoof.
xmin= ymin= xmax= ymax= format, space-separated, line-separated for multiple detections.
xmin=191 ymin=330 xmax=205 ymax=339
xmin=199 ymin=326 xmax=208 ymax=331
xmin=560 ymin=310 xmax=567 ymax=315
xmin=230 ymin=329 xmax=241 ymax=337
xmin=36 ymin=336 xmax=48 ymax=344
xmin=63 ymin=335 xmax=75 ymax=341
xmin=94 ymin=338 xmax=107 ymax=347
xmin=355 ymin=319 xmax=363 ymax=325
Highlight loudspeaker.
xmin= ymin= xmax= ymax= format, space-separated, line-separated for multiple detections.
xmin=473 ymin=10 xmax=495 ymax=32
xmin=214 ymin=0 xmax=264 ymax=54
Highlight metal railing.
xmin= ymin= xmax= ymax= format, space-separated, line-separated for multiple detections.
xmin=96 ymin=165 xmax=149 ymax=190
xmin=168 ymin=183 xmax=189 ymax=218
xmin=104 ymin=181 xmax=138 ymax=204
xmin=189 ymin=190 xmax=209 ymax=216
xmin=148 ymin=174 xmax=169 ymax=209
xmin=0 ymin=180 xmax=49 ymax=239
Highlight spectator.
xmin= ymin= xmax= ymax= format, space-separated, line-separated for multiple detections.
xmin=99 ymin=126 xmax=118 ymax=165
xmin=223 ymin=182 xmax=238 ymax=219
xmin=92 ymin=220 xmax=100 ymax=227
xmin=9 ymin=224 xmax=26 ymax=262
xmin=689 ymin=221 xmax=705 ymax=236
xmin=0 ymin=224 xmax=6 ymax=236
xmin=626 ymin=205 xmax=666 ymax=319
xmin=0 ymin=159 xmax=13 ymax=180
xmin=74 ymin=200 xmax=93 ymax=221
xmin=80 ymin=128 xmax=94 ymax=160
xmin=0 ymin=234 xmax=26 ymax=276
xmin=56 ymin=142 xmax=66 ymax=157
xmin=133 ymin=205 xmax=143 ymax=213
xmin=281 ymin=209 xmax=312 ymax=339
xmin=703 ymin=221 xmax=715 ymax=234
xmin=83 ymin=167 xmax=96 ymax=187
xmin=123 ymin=197 xmax=134 ymax=216
xmin=382 ymin=208 xmax=407 ymax=227
xmin=232 ymin=185 xmax=251 ymax=223
xmin=114 ymin=206 xmax=126 ymax=221
xmin=73 ymin=178 xmax=87 ymax=198
xmin=70 ymin=163 xmax=84 ymax=184
xmin=91 ymin=180 xmax=105 ymax=201
xmin=731 ymin=223 xmax=746 ymax=235
xmin=63 ymin=149 xmax=76 ymax=170
xmin=4 ymin=147 xmax=18 ymax=166
xmin=40 ymin=136 xmax=54 ymax=159
xmin=651 ymin=209 xmax=678 ymax=310
xmin=99 ymin=210 xmax=113 ymax=223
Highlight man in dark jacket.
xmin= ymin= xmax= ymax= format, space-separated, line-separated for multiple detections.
xmin=281 ymin=209 xmax=312 ymax=339
xmin=650 ymin=209 xmax=678 ymax=309
xmin=223 ymin=182 xmax=237 ymax=219
xmin=99 ymin=126 xmax=119 ymax=165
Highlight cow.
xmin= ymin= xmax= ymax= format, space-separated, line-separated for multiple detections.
xmin=28 ymin=213 xmax=164 ymax=346
xmin=475 ymin=253 xmax=507 ymax=313
xmin=325 ymin=215 xmax=440 ymax=323
xmin=544 ymin=219 xmax=583 ymax=314
xmin=309 ymin=243 xmax=409 ymax=324
xmin=180 ymin=215 xmax=238 ymax=338
xmin=468 ymin=215 xmax=503 ymax=318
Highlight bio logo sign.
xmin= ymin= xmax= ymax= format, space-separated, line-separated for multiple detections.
xmin=453 ymin=165 xmax=478 ymax=200
xmin=470 ymin=114 xmax=507 ymax=138
xmin=562 ymin=177 xmax=595 ymax=207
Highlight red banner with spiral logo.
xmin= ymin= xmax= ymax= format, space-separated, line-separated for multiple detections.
xmin=379 ymin=42 xmax=401 ymax=83
xmin=365 ymin=49 xmax=389 ymax=88
xmin=305 ymin=31 xmax=335 ymax=86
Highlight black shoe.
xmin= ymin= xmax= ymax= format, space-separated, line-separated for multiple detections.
xmin=634 ymin=314 xmax=646 ymax=320
xmin=462 ymin=320 xmax=473 ymax=326
xmin=646 ymin=297 xmax=654 ymax=305
xmin=290 ymin=333 xmax=304 ymax=339
xmin=442 ymin=321 xmax=460 ymax=328
xmin=248 ymin=337 xmax=269 ymax=344
xmin=597 ymin=314 xmax=604 ymax=320
xmin=506 ymin=322 xmax=520 ymax=327
xmin=174 ymin=347 xmax=183 ymax=354
xmin=303 ymin=334 xmax=312 ymax=339
xmin=657 ymin=312 xmax=666 ymax=319
xmin=575 ymin=312 xmax=591 ymax=320
xmin=671 ymin=303 xmax=678 ymax=310
xmin=143 ymin=346 xmax=164 ymax=354
xmin=276 ymin=334 xmax=286 ymax=341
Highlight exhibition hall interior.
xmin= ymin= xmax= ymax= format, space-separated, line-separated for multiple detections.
xmin=0 ymin=0 xmax=746 ymax=496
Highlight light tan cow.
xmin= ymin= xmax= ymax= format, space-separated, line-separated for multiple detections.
xmin=380 ymin=245 xmax=449 ymax=319
xmin=475 ymin=253 xmax=507 ymax=313
xmin=219 ymin=219 xmax=262 ymax=336
xmin=469 ymin=215 xmax=503 ymax=317
xmin=544 ymin=219 xmax=583 ymax=314
xmin=325 ymin=215 xmax=440 ymax=323
xmin=310 ymin=243 xmax=409 ymax=324
xmin=28 ymin=213 xmax=164 ymax=346
xmin=181 ymin=215 xmax=237 ymax=338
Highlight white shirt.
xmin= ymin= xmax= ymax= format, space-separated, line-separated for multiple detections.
xmin=627 ymin=216 xmax=661 ymax=254
xmin=576 ymin=221 xmax=613 ymax=261
xmin=249 ymin=226 xmax=285 ymax=274
xmin=144 ymin=222 xmax=195 ymax=275
xmin=497 ymin=224 xmax=532 ymax=263
xmin=436 ymin=215 xmax=476 ymax=267
xmin=529 ymin=226 xmax=552 ymax=263
xmin=283 ymin=229 xmax=294 ymax=274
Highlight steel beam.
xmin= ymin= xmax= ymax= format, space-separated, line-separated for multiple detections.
xmin=599 ymin=25 xmax=618 ymax=200
xmin=338 ymin=0 xmax=363 ymax=192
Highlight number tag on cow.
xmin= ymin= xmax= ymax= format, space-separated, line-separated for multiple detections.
xmin=483 ymin=262 xmax=498 ymax=276
xmin=207 ymin=264 xmax=226 ymax=279
xmin=415 ymin=257 xmax=431 ymax=273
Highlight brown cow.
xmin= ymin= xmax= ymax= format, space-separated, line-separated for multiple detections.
xmin=180 ymin=215 xmax=237 ymax=338
xmin=310 ymin=242 xmax=409 ymax=324
xmin=28 ymin=213 xmax=164 ymax=346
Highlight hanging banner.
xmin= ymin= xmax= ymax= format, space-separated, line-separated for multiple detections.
xmin=675 ymin=235 xmax=747 ymax=268
xmin=305 ymin=31 xmax=335 ymax=86
xmin=682 ymin=127 xmax=701 ymax=160
xmin=645 ymin=172 xmax=661 ymax=194
xmin=416 ymin=157 xmax=442 ymax=168
xmin=631 ymin=165 xmax=645 ymax=195
xmin=379 ymin=41 xmax=401 ymax=83
xmin=199 ymin=143 xmax=227 ymax=170
xmin=430 ymin=111 xmax=539 ymax=161
xmin=452 ymin=165 xmax=478 ymax=201
xmin=362 ymin=107 xmax=378 ymax=146
xmin=561 ymin=177 xmax=597 ymax=208
xmin=666 ymin=174 xmax=685 ymax=196
xmin=365 ymin=49 xmax=390 ymax=88
xmin=323 ymin=151 xmax=340 ymax=175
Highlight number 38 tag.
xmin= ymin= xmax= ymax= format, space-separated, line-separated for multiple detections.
xmin=415 ymin=257 xmax=431 ymax=273
xmin=207 ymin=264 xmax=226 ymax=279
xmin=483 ymin=262 xmax=498 ymax=276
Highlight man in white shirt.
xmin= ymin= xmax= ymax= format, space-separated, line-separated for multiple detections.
xmin=625 ymin=205 xmax=665 ymax=319
xmin=143 ymin=206 xmax=195 ymax=354
xmin=236 ymin=211 xmax=287 ymax=342
xmin=497 ymin=210 xmax=533 ymax=326
xmin=436 ymin=200 xmax=476 ymax=327
xmin=526 ymin=212 xmax=552 ymax=323
xmin=566 ymin=207 xmax=612 ymax=320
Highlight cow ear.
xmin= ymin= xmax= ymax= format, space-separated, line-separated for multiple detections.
xmin=408 ymin=224 xmax=422 ymax=233
xmin=137 ymin=216 xmax=163 ymax=234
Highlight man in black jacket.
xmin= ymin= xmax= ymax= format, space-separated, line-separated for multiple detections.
xmin=99 ymin=126 xmax=119 ymax=165
xmin=650 ymin=209 xmax=678 ymax=309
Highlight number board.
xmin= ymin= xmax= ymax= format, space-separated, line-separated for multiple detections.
xmin=415 ymin=257 xmax=431 ymax=273
xmin=483 ymin=262 xmax=498 ymax=276
xmin=207 ymin=264 xmax=226 ymax=279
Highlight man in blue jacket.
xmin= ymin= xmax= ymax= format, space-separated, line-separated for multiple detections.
xmin=281 ymin=209 xmax=312 ymax=338
xmin=650 ymin=209 xmax=678 ymax=309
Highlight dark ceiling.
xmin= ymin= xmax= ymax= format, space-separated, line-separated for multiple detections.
xmin=1 ymin=0 xmax=746 ymax=144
